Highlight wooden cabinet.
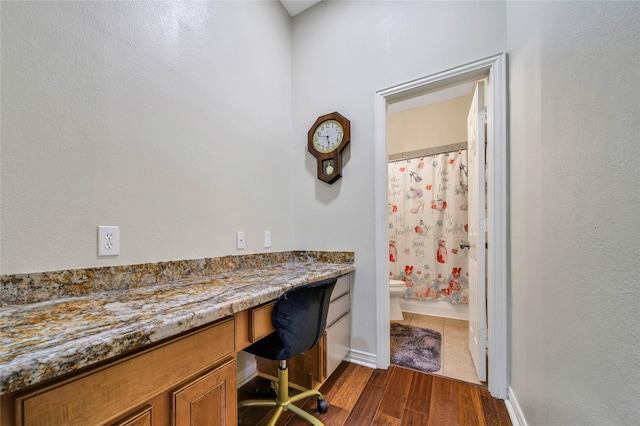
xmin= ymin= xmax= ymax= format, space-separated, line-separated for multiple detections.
xmin=172 ymin=359 xmax=236 ymax=426
xmin=234 ymin=301 xmax=275 ymax=352
xmin=325 ymin=308 xmax=351 ymax=378
xmin=323 ymin=273 xmax=352 ymax=380
xmin=112 ymin=406 xmax=153 ymax=426
xmin=4 ymin=318 xmax=236 ymax=426
xmin=256 ymin=273 xmax=352 ymax=389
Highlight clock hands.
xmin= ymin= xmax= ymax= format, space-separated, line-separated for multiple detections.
xmin=317 ymin=134 xmax=331 ymax=148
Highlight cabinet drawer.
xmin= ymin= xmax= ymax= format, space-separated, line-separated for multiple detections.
xmin=235 ymin=302 xmax=275 ymax=351
xmin=325 ymin=313 xmax=351 ymax=379
xmin=251 ymin=302 xmax=275 ymax=342
xmin=327 ymin=292 xmax=350 ymax=328
xmin=331 ymin=275 xmax=350 ymax=301
xmin=15 ymin=319 xmax=235 ymax=426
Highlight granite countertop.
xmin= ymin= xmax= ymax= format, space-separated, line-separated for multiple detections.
xmin=0 ymin=256 xmax=354 ymax=395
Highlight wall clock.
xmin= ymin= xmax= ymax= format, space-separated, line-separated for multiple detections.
xmin=307 ymin=111 xmax=351 ymax=184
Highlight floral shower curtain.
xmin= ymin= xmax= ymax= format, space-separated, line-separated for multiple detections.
xmin=388 ymin=150 xmax=469 ymax=304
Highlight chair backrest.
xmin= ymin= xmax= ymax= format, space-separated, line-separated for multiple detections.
xmin=272 ymin=277 xmax=337 ymax=359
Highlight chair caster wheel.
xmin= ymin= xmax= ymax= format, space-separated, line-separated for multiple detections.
xmin=317 ymin=397 xmax=329 ymax=414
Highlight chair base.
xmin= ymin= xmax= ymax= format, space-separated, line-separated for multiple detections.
xmin=239 ymin=363 xmax=327 ymax=426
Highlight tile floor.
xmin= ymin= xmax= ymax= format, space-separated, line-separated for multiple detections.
xmin=392 ymin=312 xmax=482 ymax=385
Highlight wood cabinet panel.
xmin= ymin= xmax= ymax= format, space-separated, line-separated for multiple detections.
xmin=234 ymin=309 xmax=251 ymax=351
xmin=234 ymin=302 xmax=275 ymax=352
xmin=112 ymin=406 xmax=152 ymax=426
xmin=250 ymin=302 xmax=274 ymax=342
xmin=256 ymin=338 xmax=324 ymax=390
xmin=14 ymin=319 xmax=235 ymax=426
xmin=172 ymin=359 xmax=236 ymax=426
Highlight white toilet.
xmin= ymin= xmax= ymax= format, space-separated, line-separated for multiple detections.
xmin=389 ymin=279 xmax=406 ymax=321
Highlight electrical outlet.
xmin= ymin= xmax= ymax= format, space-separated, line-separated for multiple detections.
xmin=98 ymin=226 xmax=120 ymax=256
xmin=264 ymin=231 xmax=271 ymax=248
xmin=236 ymin=231 xmax=245 ymax=249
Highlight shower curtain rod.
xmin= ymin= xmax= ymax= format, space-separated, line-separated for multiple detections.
xmin=388 ymin=141 xmax=467 ymax=162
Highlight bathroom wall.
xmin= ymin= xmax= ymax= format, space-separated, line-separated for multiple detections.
xmin=1 ymin=1 xmax=293 ymax=274
xmin=387 ymin=94 xmax=472 ymax=156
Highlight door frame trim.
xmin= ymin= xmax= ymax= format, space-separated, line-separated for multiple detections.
xmin=374 ymin=53 xmax=508 ymax=398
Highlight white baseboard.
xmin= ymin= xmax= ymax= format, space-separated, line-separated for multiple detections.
xmin=345 ymin=348 xmax=377 ymax=369
xmin=505 ymin=386 xmax=527 ymax=426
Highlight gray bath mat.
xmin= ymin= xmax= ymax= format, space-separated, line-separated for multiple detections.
xmin=390 ymin=322 xmax=442 ymax=372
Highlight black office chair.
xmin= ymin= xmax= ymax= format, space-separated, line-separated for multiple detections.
xmin=239 ymin=277 xmax=337 ymax=426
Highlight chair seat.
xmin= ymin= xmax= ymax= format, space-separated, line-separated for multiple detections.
xmin=244 ymin=331 xmax=287 ymax=360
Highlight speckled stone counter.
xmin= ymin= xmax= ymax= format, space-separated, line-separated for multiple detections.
xmin=0 ymin=251 xmax=354 ymax=395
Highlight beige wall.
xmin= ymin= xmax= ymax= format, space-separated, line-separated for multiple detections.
xmin=387 ymin=95 xmax=472 ymax=156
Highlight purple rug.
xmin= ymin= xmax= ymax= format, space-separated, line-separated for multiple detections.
xmin=390 ymin=323 xmax=442 ymax=372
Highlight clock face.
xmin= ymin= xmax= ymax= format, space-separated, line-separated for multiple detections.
xmin=312 ymin=119 xmax=344 ymax=153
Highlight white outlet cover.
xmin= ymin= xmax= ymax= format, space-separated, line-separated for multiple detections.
xmin=98 ymin=226 xmax=120 ymax=256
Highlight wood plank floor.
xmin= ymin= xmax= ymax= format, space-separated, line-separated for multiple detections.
xmin=238 ymin=361 xmax=512 ymax=425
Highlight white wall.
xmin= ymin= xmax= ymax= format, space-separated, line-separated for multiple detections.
xmin=507 ymin=1 xmax=640 ymax=424
xmin=1 ymin=1 xmax=293 ymax=274
xmin=291 ymin=0 xmax=506 ymax=360
xmin=5 ymin=3 xmax=638 ymax=423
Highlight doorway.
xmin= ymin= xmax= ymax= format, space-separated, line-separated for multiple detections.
xmin=374 ymin=54 xmax=508 ymax=399
xmin=387 ymin=81 xmax=481 ymax=385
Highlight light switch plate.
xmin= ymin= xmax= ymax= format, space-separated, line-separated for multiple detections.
xmin=236 ymin=231 xmax=245 ymax=249
xmin=264 ymin=231 xmax=271 ymax=248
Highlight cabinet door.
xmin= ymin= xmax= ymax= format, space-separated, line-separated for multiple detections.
xmin=287 ymin=339 xmax=325 ymax=388
xmin=325 ymin=313 xmax=351 ymax=378
xmin=172 ymin=358 xmax=236 ymax=426
xmin=112 ymin=406 xmax=152 ymax=426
